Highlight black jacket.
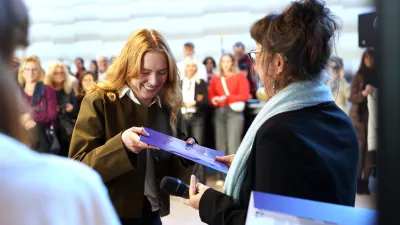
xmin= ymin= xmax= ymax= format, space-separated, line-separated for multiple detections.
xmin=199 ymin=101 xmax=359 ymax=225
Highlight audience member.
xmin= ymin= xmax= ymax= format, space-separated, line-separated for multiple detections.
xmin=203 ymin=56 xmax=216 ymax=83
xmin=97 ymin=55 xmax=108 ymax=82
xmin=350 ymin=48 xmax=375 ymax=194
xmin=208 ymin=53 xmax=250 ymax=186
xmin=177 ymin=42 xmax=207 ymax=81
xmin=45 ymin=60 xmax=78 ymax=157
xmin=18 ymin=56 xmax=58 ymax=153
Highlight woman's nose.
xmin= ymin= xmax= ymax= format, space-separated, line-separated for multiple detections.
xmin=148 ymin=73 xmax=157 ymax=85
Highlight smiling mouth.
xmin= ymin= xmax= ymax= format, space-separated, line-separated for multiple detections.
xmin=143 ymin=84 xmax=157 ymax=91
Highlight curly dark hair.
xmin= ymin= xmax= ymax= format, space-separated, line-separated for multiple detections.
xmin=250 ymin=0 xmax=340 ymax=87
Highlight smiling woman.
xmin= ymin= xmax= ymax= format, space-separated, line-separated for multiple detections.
xmin=69 ymin=28 xmax=196 ymax=225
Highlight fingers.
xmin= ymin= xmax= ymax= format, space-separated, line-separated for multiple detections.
xmin=186 ymin=137 xmax=195 ymax=145
xmin=189 ymin=175 xmax=197 ymax=196
xmin=149 ymin=145 xmax=160 ymax=150
xmin=183 ymin=198 xmax=190 ymax=206
xmin=215 ymin=155 xmax=230 ymax=162
xmin=132 ymin=127 xmax=149 ymax=137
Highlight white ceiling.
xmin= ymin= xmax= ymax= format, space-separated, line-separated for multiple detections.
xmin=21 ymin=0 xmax=374 ymax=72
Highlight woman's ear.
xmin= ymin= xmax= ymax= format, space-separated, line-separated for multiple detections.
xmin=275 ymin=53 xmax=285 ymax=75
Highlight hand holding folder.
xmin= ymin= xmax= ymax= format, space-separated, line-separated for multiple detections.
xmin=139 ymin=127 xmax=229 ymax=173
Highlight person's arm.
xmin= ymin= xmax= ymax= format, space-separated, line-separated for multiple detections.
xmin=350 ymin=74 xmax=366 ymax=104
xmin=208 ymin=77 xmax=218 ymax=107
xmin=68 ymin=92 xmax=135 ymax=183
xmin=199 ymin=188 xmax=247 ymax=225
xmin=226 ymin=73 xmax=250 ymax=104
xmin=195 ymin=80 xmax=209 ymax=108
xmin=199 ymin=121 xmax=310 ymax=225
xmin=67 ymin=90 xmax=78 ymax=119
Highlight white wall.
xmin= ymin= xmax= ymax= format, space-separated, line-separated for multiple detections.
xmin=20 ymin=0 xmax=374 ymax=73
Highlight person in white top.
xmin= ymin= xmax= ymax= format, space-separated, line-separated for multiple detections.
xmin=0 ymin=1 xmax=120 ymax=224
xmin=97 ymin=55 xmax=109 ymax=82
xmin=0 ymin=134 xmax=121 ymax=225
xmin=177 ymin=42 xmax=207 ymax=81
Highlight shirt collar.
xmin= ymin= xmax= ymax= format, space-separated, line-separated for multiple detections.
xmin=119 ymin=85 xmax=162 ymax=108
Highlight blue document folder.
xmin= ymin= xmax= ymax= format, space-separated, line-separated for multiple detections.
xmin=246 ymin=191 xmax=377 ymax=225
xmin=139 ymin=127 xmax=228 ymax=173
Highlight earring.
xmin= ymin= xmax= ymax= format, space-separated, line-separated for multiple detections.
xmin=272 ymin=80 xmax=277 ymax=89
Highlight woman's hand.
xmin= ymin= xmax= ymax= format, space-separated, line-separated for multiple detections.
xmin=121 ymin=127 xmax=159 ymax=153
xmin=185 ymin=102 xmax=196 ymax=108
xmin=24 ymin=120 xmax=36 ymax=130
xmin=185 ymin=137 xmax=196 ymax=145
xmin=216 ymin=154 xmax=235 ymax=169
xmin=362 ymin=84 xmax=373 ymax=97
xmin=211 ymin=96 xmax=219 ymax=105
xmin=183 ymin=175 xmax=210 ymax=210
xmin=65 ymin=103 xmax=74 ymax=113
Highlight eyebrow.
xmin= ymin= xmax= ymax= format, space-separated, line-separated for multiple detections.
xmin=142 ymin=68 xmax=168 ymax=72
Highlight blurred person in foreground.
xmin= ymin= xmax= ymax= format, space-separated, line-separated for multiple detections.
xmin=0 ymin=0 xmax=120 ymax=224
xmin=69 ymin=28 xmax=196 ymax=225
xmin=183 ymin=1 xmax=359 ymax=224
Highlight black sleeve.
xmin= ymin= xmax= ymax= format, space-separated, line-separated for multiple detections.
xmin=67 ymin=90 xmax=78 ymax=119
xmin=195 ymin=80 xmax=210 ymax=108
xmin=199 ymin=188 xmax=247 ymax=225
xmin=198 ymin=121 xmax=307 ymax=225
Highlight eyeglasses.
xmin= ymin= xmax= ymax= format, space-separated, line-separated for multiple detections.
xmin=247 ymin=50 xmax=261 ymax=64
xmin=247 ymin=50 xmax=288 ymax=64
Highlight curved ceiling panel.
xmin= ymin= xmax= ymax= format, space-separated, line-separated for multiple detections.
xmin=98 ymin=5 xmax=132 ymax=22
xmin=29 ymin=23 xmax=54 ymax=42
xmin=52 ymin=24 xmax=76 ymax=43
xmin=73 ymin=5 xmax=100 ymax=21
xmin=22 ymin=0 xmax=373 ymax=71
xmin=73 ymin=21 xmax=102 ymax=40
xmin=128 ymin=1 xmax=165 ymax=18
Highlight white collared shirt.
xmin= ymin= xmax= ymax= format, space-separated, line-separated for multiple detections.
xmin=181 ymin=76 xmax=197 ymax=114
xmin=98 ymin=72 xmax=107 ymax=82
xmin=119 ymin=86 xmax=162 ymax=108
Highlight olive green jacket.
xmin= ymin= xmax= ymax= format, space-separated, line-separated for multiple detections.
xmin=69 ymin=90 xmax=194 ymax=218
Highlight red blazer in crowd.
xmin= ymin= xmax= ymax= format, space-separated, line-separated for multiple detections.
xmin=208 ymin=72 xmax=250 ymax=108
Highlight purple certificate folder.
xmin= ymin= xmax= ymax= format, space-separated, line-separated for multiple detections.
xmin=139 ymin=127 xmax=228 ymax=173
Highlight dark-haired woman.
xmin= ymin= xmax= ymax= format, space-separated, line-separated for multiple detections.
xmin=203 ymin=56 xmax=216 ymax=83
xmin=184 ymin=1 xmax=359 ymax=224
xmin=350 ymin=48 xmax=375 ymax=194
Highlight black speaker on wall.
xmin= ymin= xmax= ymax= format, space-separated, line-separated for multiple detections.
xmin=358 ymin=11 xmax=378 ymax=48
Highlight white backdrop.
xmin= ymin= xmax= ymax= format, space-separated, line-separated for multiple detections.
xmin=20 ymin=0 xmax=374 ymax=73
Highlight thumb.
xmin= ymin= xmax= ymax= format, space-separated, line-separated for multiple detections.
xmin=189 ymin=175 xmax=196 ymax=196
xmin=215 ymin=156 xmax=229 ymax=162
